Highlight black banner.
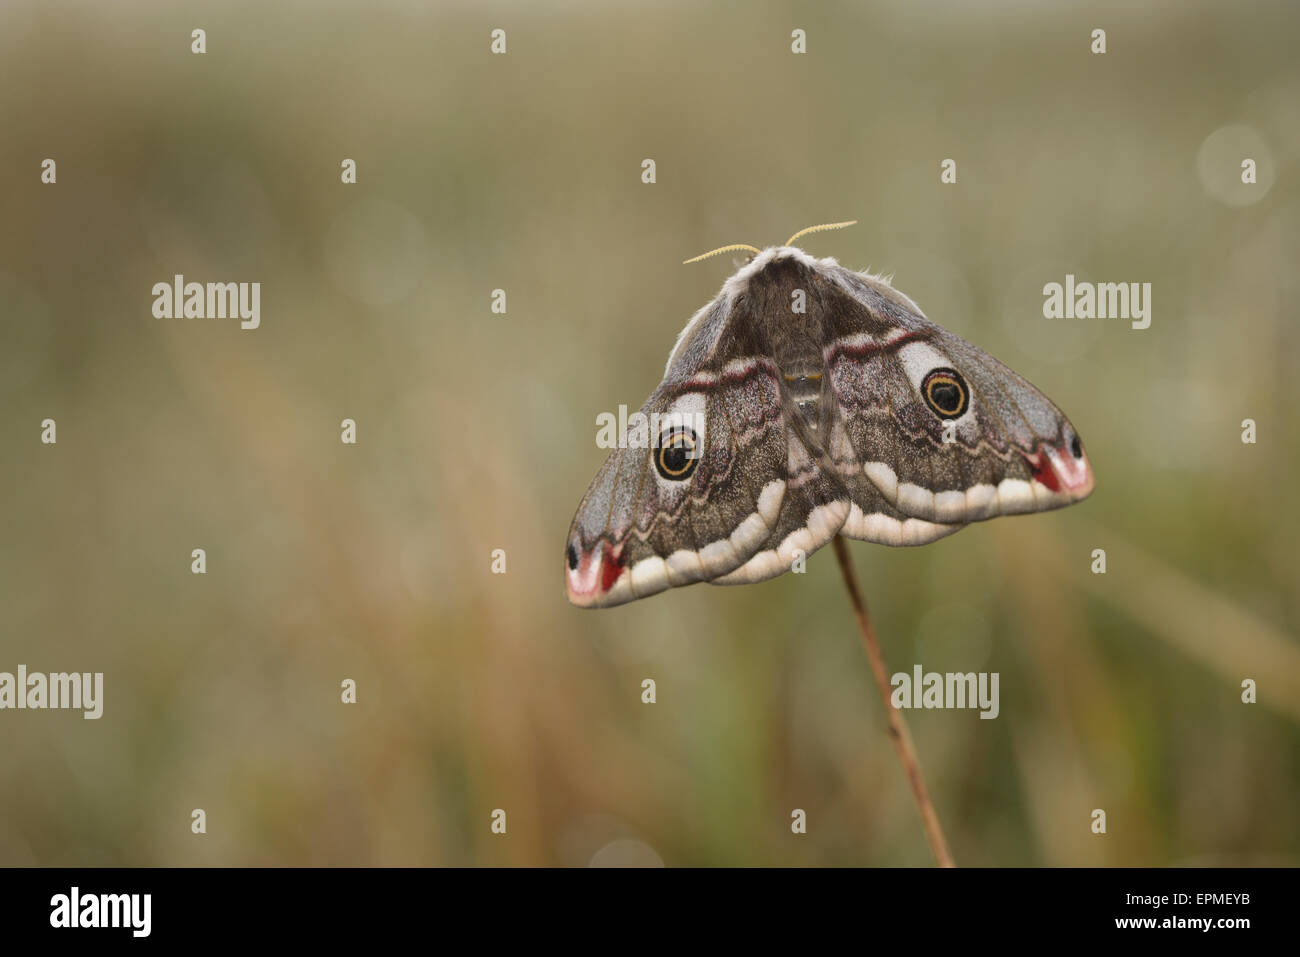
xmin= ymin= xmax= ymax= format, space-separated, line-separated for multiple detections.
xmin=0 ymin=866 xmax=1282 ymax=943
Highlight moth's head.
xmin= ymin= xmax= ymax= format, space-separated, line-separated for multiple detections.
xmin=718 ymin=244 xmax=832 ymax=298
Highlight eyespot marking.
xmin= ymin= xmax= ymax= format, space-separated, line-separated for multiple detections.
xmin=655 ymin=426 xmax=700 ymax=481
xmin=921 ymin=367 xmax=969 ymax=419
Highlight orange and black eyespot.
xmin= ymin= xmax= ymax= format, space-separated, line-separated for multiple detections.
xmin=655 ymin=427 xmax=700 ymax=481
xmin=921 ymin=368 xmax=969 ymax=419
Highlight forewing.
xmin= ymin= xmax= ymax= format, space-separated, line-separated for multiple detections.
xmin=566 ymin=299 xmax=798 ymax=606
xmin=820 ymin=265 xmax=1095 ymax=526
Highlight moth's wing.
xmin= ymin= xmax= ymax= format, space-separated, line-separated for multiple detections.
xmin=565 ymin=296 xmax=849 ymax=607
xmin=710 ymin=381 xmax=851 ymax=585
xmin=828 ymin=409 xmax=968 ymax=547
xmin=565 ymin=365 xmax=785 ymax=608
xmin=819 ymin=264 xmax=1095 ymax=527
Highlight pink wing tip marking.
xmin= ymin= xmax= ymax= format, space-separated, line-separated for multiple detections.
xmin=566 ymin=540 xmax=627 ymax=605
xmin=1026 ymin=440 xmax=1094 ymax=497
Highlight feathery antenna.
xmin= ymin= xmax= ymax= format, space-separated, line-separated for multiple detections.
xmin=683 ymin=221 xmax=858 ymax=265
xmin=785 ymin=220 xmax=858 ymax=246
xmin=682 ymin=243 xmax=763 ymax=265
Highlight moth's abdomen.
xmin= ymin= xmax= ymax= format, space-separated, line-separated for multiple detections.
xmin=782 ymin=368 xmax=824 ymax=433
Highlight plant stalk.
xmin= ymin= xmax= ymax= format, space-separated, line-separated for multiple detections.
xmin=831 ymin=535 xmax=955 ymax=868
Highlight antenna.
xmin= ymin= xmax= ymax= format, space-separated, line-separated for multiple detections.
xmin=785 ymin=220 xmax=858 ymax=246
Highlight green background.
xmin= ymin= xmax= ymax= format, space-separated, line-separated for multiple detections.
xmin=1 ymin=0 xmax=1297 ymax=865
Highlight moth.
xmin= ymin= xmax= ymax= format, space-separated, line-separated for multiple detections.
xmin=565 ymin=224 xmax=1095 ymax=608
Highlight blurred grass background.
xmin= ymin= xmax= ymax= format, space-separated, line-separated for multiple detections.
xmin=0 ymin=0 xmax=1297 ymax=865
